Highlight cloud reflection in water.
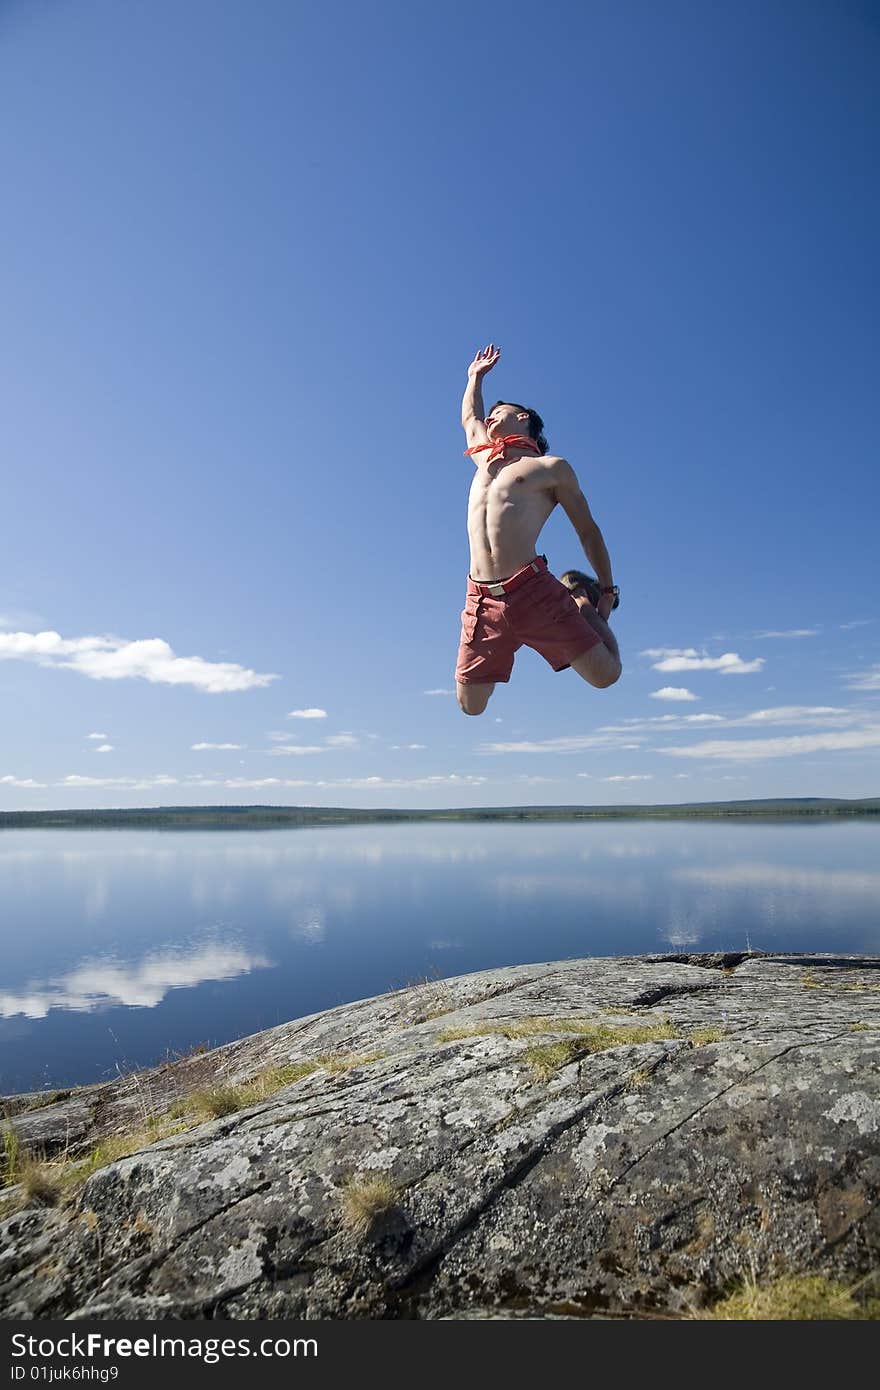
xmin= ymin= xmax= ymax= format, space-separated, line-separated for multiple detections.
xmin=0 ymin=940 xmax=271 ymax=1019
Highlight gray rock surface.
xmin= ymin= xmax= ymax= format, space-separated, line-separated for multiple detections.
xmin=2 ymin=952 xmax=879 ymax=1319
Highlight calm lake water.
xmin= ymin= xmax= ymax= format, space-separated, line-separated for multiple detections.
xmin=1 ymin=821 xmax=879 ymax=1094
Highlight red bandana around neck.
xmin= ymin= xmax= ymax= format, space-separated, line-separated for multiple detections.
xmin=464 ymin=434 xmax=542 ymax=465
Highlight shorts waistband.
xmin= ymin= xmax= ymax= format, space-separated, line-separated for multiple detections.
xmin=468 ymin=555 xmax=548 ymax=598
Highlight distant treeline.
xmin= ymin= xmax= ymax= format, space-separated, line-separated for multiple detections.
xmin=1 ymin=799 xmax=879 ymax=829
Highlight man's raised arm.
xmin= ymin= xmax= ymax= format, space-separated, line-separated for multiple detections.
xmin=461 ymin=343 xmax=500 ymax=449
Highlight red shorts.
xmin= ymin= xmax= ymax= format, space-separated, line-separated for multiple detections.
xmin=455 ymin=560 xmax=602 ymax=685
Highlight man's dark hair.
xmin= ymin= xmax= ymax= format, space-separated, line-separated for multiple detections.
xmin=492 ymin=401 xmax=548 ymax=454
xmin=560 ymin=569 xmax=619 ymax=611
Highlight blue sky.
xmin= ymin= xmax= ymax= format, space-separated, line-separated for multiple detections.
xmin=1 ymin=0 xmax=878 ymax=809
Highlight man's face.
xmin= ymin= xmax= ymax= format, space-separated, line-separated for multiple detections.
xmin=486 ymin=403 xmax=527 ymax=438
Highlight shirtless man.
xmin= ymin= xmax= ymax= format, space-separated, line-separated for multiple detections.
xmin=456 ymin=343 xmax=621 ymax=715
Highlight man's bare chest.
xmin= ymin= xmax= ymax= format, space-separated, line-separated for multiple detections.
xmin=468 ymin=460 xmax=552 ymax=509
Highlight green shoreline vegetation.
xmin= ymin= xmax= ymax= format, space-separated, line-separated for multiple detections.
xmin=0 ymin=797 xmax=878 ymax=829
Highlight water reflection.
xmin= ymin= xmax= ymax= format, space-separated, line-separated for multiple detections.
xmin=1 ymin=822 xmax=878 ymax=1092
xmin=674 ymin=863 xmax=880 ymax=896
xmin=290 ymin=910 xmax=326 ymax=944
xmin=0 ymin=939 xmax=271 ymax=1019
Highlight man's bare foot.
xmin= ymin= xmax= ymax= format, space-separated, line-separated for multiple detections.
xmin=571 ymin=590 xmax=598 ymax=616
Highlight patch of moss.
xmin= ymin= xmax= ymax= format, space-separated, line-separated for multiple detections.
xmin=701 ymin=1274 xmax=880 ymax=1321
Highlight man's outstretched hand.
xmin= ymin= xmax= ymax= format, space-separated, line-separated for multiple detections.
xmin=467 ymin=344 xmax=501 ymax=378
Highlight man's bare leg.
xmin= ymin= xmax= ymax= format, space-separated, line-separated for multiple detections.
xmin=457 ymin=681 xmax=495 ymax=715
xmin=569 ymin=596 xmax=622 ymax=689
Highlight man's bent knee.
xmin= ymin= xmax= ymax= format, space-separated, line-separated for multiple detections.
xmin=570 ymin=648 xmax=622 ymax=690
xmin=591 ymin=660 xmax=622 ymax=690
xmin=457 ymin=681 xmax=495 ymax=715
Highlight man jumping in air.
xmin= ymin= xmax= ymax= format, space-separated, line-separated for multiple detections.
xmin=456 ymin=343 xmax=621 ymax=715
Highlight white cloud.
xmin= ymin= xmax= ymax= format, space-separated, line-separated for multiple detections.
xmin=600 ymin=714 xmax=724 ymax=732
xmin=752 ymin=629 xmax=819 ymax=639
xmin=424 ymin=688 xmax=455 ymax=696
xmin=287 ymin=708 xmax=327 ymax=719
xmin=602 ymin=774 xmax=654 ymax=782
xmin=324 ymin=733 xmax=358 ymax=748
xmin=191 ymin=742 xmax=244 ymax=751
xmin=49 ymin=768 xmax=491 ymax=794
xmin=237 ymin=774 xmax=490 ymax=790
xmin=185 ymin=777 xmax=283 ymax=789
xmin=641 ymin=648 xmax=699 ymax=659
xmin=0 ymin=630 xmax=277 ymax=693
xmin=320 ymin=774 xmax=483 ymax=789
xmin=267 ymin=745 xmax=328 ymax=756
xmin=740 ymin=706 xmax=850 ymax=725
xmin=603 ymin=705 xmax=861 ymax=735
xmin=0 ymin=775 xmax=47 ymax=788
xmin=95 ymin=744 xmax=114 ymax=753
xmin=650 ymin=687 xmax=698 ymax=702
xmin=60 ymin=774 xmax=180 ymax=789
xmin=840 ymin=619 xmax=874 ymax=630
xmin=478 ymin=734 xmax=642 ymax=754
xmin=658 ymin=726 xmax=880 ymax=761
xmin=846 ymin=666 xmax=880 ymax=691
xmin=643 ymin=647 xmax=764 ymax=675
xmin=86 ymin=732 xmax=109 ymax=740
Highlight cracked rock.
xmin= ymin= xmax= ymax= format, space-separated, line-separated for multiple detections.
xmin=1 ymin=953 xmax=878 ymax=1319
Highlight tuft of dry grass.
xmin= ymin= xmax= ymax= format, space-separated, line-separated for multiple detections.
xmin=2 ymin=1122 xmax=66 ymax=1208
xmin=320 ymin=1051 xmax=385 ymax=1075
xmin=1 ymin=1123 xmax=20 ymax=1188
xmin=2 ymin=1132 xmax=64 ymax=1208
xmin=626 ymin=1067 xmax=653 ymax=1090
xmin=179 ymin=1054 xmax=386 ymax=1121
xmin=340 ymin=1173 xmax=399 ymax=1232
xmin=699 ymin=1273 xmax=880 ymax=1321
xmin=690 ymin=1027 xmax=725 ymax=1046
xmin=4 ymin=1051 xmax=394 ymax=1216
xmin=184 ymin=1086 xmax=246 ymax=1121
xmin=439 ymin=1016 xmax=680 ymax=1061
xmin=524 ymin=1042 xmax=580 ymax=1080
